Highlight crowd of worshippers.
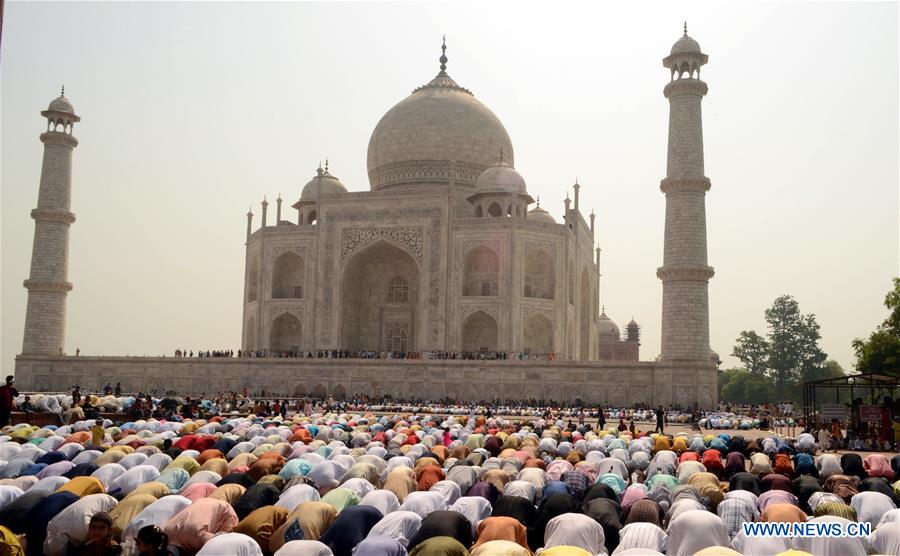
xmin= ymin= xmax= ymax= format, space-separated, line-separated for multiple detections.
xmin=172 ymin=349 xmax=562 ymax=361
xmin=0 ymin=411 xmax=899 ymax=556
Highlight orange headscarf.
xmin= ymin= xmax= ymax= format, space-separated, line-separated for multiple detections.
xmin=472 ymin=516 xmax=532 ymax=553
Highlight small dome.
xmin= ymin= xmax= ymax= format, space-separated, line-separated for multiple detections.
xmin=598 ymin=311 xmax=621 ymax=339
xmin=301 ymin=166 xmax=348 ymax=200
xmin=527 ymin=204 xmax=555 ymax=224
xmin=671 ymin=34 xmax=701 ymax=55
xmin=48 ymin=95 xmax=74 ymax=114
xmin=475 ymin=162 xmax=526 ymax=194
xmin=627 ymin=319 xmax=639 ymax=329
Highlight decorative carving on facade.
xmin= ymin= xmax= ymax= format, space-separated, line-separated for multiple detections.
xmin=341 ymin=227 xmax=424 ymax=265
xmin=521 ymin=305 xmax=555 ymax=323
xmin=659 ymin=177 xmax=711 ymax=194
xmin=656 ymin=265 xmax=715 ymax=281
xmin=369 ymin=159 xmax=485 ymax=189
xmin=266 ymin=305 xmax=304 ymax=324
xmin=460 ymin=238 xmax=503 ymax=257
xmin=270 ymin=245 xmax=307 ymax=259
xmin=459 ymin=304 xmax=500 ymax=320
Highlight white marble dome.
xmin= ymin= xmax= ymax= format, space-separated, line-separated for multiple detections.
xmin=301 ymin=167 xmax=348 ymax=200
xmin=527 ymin=204 xmax=555 ymax=224
xmin=48 ymin=95 xmax=74 ymax=114
xmin=476 ymin=162 xmax=526 ymax=194
xmin=367 ymin=70 xmax=513 ymax=191
xmin=598 ymin=311 xmax=621 ymax=339
xmin=671 ymin=34 xmax=701 ymax=54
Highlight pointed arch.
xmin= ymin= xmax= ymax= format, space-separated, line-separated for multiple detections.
xmin=524 ymin=249 xmax=555 ymax=299
xmin=341 ymin=240 xmax=419 ymax=351
xmin=270 ymin=312 xmax=302 ymax=354
xmin=245 ymin=316 xmax=256 ymax=351
xmin=579 ymin=268 xmax=591 ymax=360
xmin=463 ymin=246 xmax=499 ymax=297
xmin=271 ymin=251 xmax=304 ymax=298
xmin=461 ymin=311 xmax=498 ymax=353
xmin=247 ymin=256 xmax=259 ymax=302
xmin=523 ymin=314 xmax=554 ymax=355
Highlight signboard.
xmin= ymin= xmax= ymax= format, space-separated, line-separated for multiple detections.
xmin=860 ymin=405 xmax=882 ymax=422
xmin=821 ymin=404 xmax=847 ymax=421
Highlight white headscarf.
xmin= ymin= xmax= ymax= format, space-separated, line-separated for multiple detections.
xmin=730 ymin=529 xmax=791 ymax=556
xmin=0 ymin=485 xmax=23 ymax=507
xmin=850 ymin=491 xmax=896 ymax=527
xmin=90 ymin=462 xmax=126 ymax=488
xmin=121 ymin=495 xmax=193 ymax=546
xmin=274 ymin=540 xmax=334 ymax=555
xmin=449 ymin=496 xmax=493 ymax=535
xmin=342 ymin=477 xmax=376 ymax=499
xmin=611 ymin=523 xmax=666 ymax=555
xmin=278 ymin=484 xmax=322 ymax=511
xmin=366 ymin=510 xmax=422 ymax=547
xmin=430 ymin=480 xmax=462 ymax=506
xmin=794 ymin=516 xmax=866 ymax=556
xmin=503 ymin=481 xmax=538 ymax=504
xmin=817 ymin=453 xmax=843 ymax=479
xmin=868 ymin=508 xmax=900 ymax=556
xmin=541 ymin=513 xmax=607 ymax=555
xmin=44 ymin=493 xmax=118 ymax=556
xmin=398 ymin=491 xmax=446 ymax=518
xmin=665 ymin=509 xmax=729 ymax=556
xmin=197 ymin=532 xmax=264 ymax=555
xmin=29 ymin=476 xmax=69 ymax=493
xmin=360 ymin=490 xmax=401 ymax=516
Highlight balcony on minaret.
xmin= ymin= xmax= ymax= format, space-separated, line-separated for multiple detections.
xmin=663 ymin=26 xmax=708 ymax=82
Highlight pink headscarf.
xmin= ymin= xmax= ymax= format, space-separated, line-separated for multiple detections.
xmin=163 ymin=498 xmax=239 ymax=551
xmin=180 ymin=482 xmax=218 ymax=502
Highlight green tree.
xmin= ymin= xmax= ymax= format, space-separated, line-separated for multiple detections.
xmin=765 ymin=295 xmax=827 ymax=399
xmin=853 ymin=278 xmax=900 ymax=377
xmin=732 ymin=330 xmax=770 ymax=375
xmin=719 ymin=368 xmax=776 ymax=405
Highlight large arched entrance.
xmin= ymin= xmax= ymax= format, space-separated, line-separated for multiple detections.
xmin=579 ymin=269 xmax=591 ymax=360
xmin=461 ymin=311 xmax=498 ymax=353
xmin=270 ymin=313 xmax=302 ymax=354
xmin=523 ymin=314 xmax=554 ymax=355
xmin=341 ymin=241 xmax=419 ymax=351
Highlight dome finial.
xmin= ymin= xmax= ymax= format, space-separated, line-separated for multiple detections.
xmin=536 ymin=195 xmax=541 ymax=207
xmin=325 ymin=158 xmax=329 ymax=172
xmin=683 ymin=20 xmax=688 ymax=36
xmin=61 ymin=85 xmax=65 ymax=97
xmin=439 ymin=35 xmax=448 ymax=73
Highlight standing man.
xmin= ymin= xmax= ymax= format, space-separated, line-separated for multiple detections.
xmin=598 ymin=407 xmax=607 ymax=431
xmin=655 ymin=405 xmax=665 ymax=434
xmin=0 ymin=376 xmax=18 ymax=427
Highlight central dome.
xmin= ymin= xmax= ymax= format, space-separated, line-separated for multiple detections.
xmin=367 ymin=46 xmax=514 ymax=191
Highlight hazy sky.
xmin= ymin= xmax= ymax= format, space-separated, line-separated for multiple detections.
xmin=2 ymin=1 xmax=897 ymax=375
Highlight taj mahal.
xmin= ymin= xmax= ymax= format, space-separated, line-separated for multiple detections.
xmin=14 ymin=27 xmax=721 ymax=408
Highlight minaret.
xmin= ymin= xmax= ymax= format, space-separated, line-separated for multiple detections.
xmin=22 ymin=89 xmax=80 ymax=356
xmin=657 ymin=24 xmax=715 ymax=362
